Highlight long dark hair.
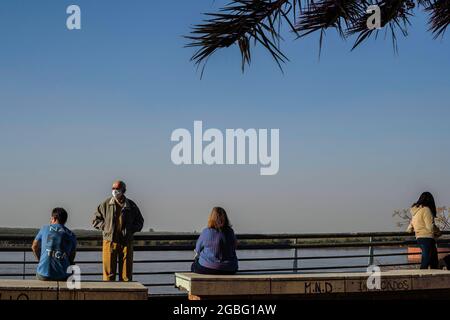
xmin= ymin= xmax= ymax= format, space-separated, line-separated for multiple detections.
xmin=413 ymin=192 xmax=437 ymax=217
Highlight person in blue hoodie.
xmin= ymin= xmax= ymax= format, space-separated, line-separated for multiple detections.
xmin=32 ymin=208 xmax=77 ymax=281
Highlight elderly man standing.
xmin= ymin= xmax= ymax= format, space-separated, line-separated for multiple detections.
xmin=92 ymin=180 xmax=144 ymax=281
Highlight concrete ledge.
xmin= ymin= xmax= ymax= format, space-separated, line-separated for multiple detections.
xmin=0 ymin=280 xmax=59 ymax=300
xmin=0 ymin=280 xmax=148 ymax=300
xmin=175 ymin=270 xmax=450 ymax=300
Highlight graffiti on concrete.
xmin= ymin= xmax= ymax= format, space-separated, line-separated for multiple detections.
xmin=304 ymin=281 xmax=334 ymax=294
xmin=0 ymin=292 xmax=30 ymax=300
xmin=358 ymin=279 xmax=411 ymax=291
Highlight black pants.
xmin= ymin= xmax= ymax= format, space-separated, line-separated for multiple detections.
xmin=417 ymin=238 xmax=439 ymax=269
xmin=191 ymin=260 xmax=236 ymax=275
xmin=36 ymin=273 xmax=68 ymax=281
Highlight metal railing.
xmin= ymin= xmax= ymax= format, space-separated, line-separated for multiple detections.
xmin=1 ymin=231 xmax=449 ymax=294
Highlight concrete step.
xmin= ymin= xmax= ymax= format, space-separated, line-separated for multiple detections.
xmin=175 ymin=269 xmax=450 ymax=300
xmin=0 ymin=280 xmax=148 ymax=300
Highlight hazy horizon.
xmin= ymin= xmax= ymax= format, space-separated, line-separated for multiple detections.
xmin=0 ymin=1 xmax=449 ymax=234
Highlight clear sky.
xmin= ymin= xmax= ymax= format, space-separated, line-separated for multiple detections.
xmin=0 ymin=0 xmax=449 ymax=233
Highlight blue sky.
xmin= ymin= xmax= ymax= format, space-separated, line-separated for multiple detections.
xmin=0 ymin=0 xmax=449 ymax=233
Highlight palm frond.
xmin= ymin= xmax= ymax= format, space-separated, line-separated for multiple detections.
xmin=347 ymin=0 xmax=414 ymax=52
xmin=295 ymin=0 xmax=367 ymax=38
xmin=186 ymin=0 xmax=302 ymax=74
xmin=426 ymin=0 xmax=450 ymax=38
xmin=187 ymin=0 xmax=448 ymax=72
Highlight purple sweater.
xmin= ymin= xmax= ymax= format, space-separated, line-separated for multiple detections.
xmin=195 ymin=227 xmax=238 ymax=271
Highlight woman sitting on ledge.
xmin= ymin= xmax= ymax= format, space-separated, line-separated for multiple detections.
xmin=191 ymin=207 xmax=238 ymax=275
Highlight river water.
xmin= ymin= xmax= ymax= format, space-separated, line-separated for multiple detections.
xmin=0 ymin=247 xmax=409 ymax=295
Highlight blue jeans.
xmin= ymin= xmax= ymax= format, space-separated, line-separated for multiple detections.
xmin=417 ymin=238 xmax=439 ymax=269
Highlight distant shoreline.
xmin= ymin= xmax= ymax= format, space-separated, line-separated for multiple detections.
xmin=0 ymin=227 xmax=198 ymax=237
xmin=0 ymin=227 xmax=423 ymax=249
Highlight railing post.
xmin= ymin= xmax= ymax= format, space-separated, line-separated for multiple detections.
xmin=23 ymin=250 xmax=26 ymax=280
xmin=368 ymin=236 xmax=374 ymax=266
xmin=293 ymin=238 xmax=298 ymax=273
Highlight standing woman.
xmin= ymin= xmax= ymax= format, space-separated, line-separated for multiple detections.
xmin=407 ymin=192 xmax=441 ymax=269
xmin=191 ymin=207 xmax=238 ymax=275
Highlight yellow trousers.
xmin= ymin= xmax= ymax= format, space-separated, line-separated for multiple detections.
xmin=102 ymin=240 xmax=133 ymax=281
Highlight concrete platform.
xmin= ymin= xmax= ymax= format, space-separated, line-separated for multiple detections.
xmin=0 ymin=280 xmax=148 ymax=300
xmin=175 ymin=270 xmax=450 ymax=300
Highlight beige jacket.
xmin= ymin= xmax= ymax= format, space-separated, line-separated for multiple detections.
xmin=406 ymin=206 xmax=440 ymax=239
xmin=92 ymin=197 xmax=144 ymax=243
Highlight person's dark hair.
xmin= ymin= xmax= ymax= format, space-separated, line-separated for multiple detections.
xmin=413 ymin=192 xmax=437 ymax=217
xmin=207 ymin=207 xmax=231 ymax=230
xmin=51 ymin=207 xmax=68 ymax=225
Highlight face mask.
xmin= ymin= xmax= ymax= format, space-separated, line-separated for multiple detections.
xmin=112 ymin=189 xmax=123 ymax=199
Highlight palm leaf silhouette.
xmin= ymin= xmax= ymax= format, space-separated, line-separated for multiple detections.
xmin=186 ymin=0 xmax=449 ymax=73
